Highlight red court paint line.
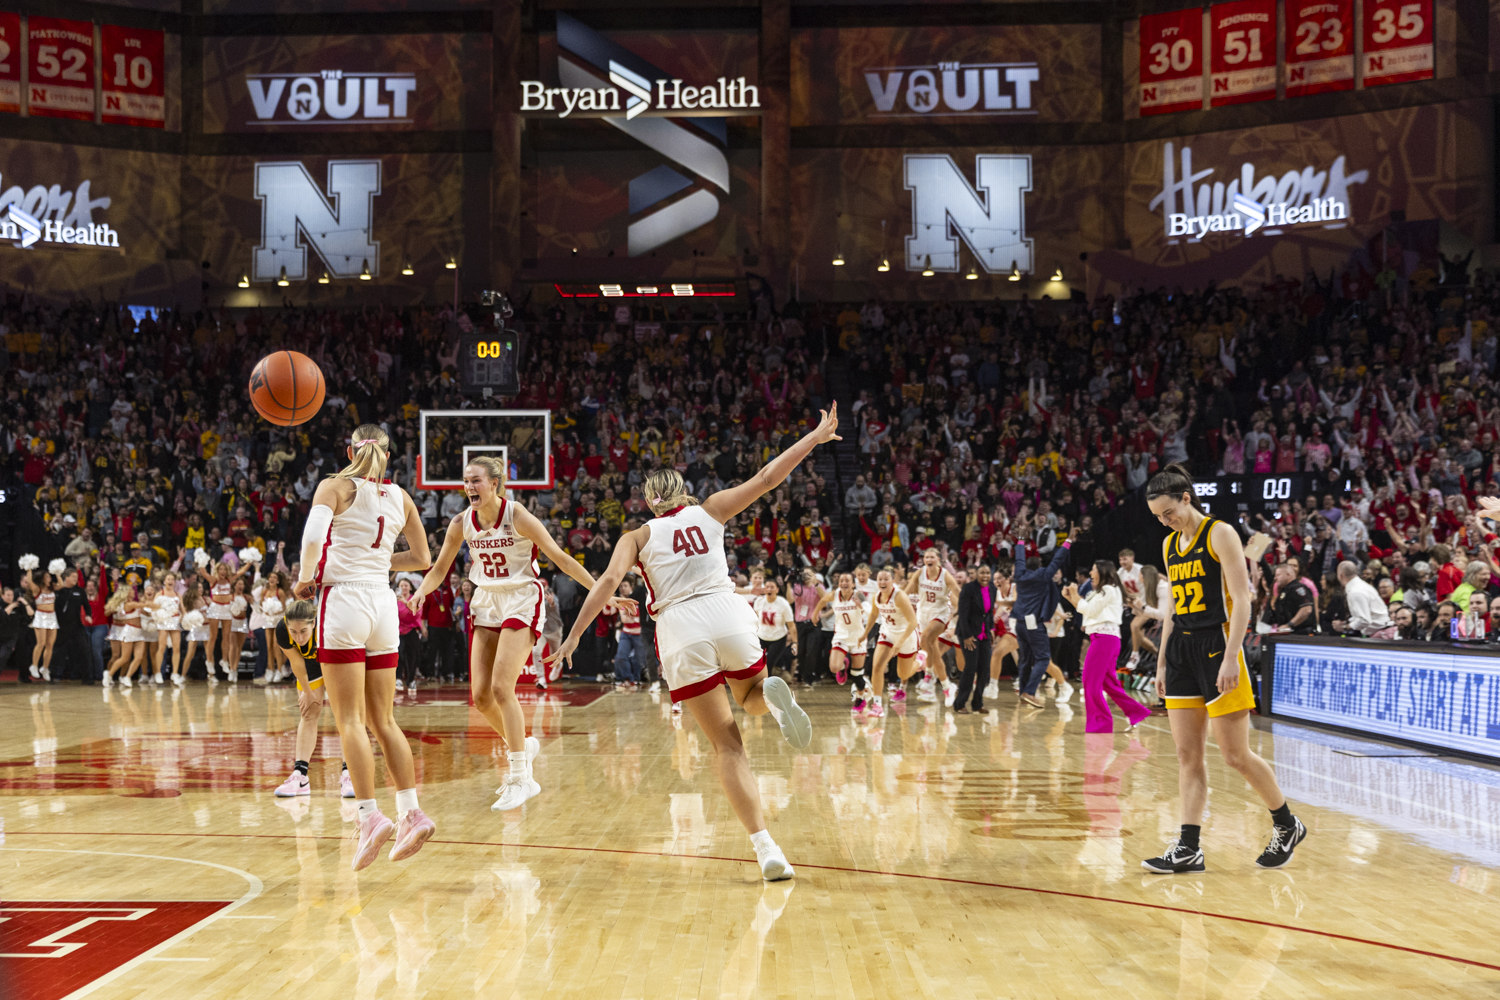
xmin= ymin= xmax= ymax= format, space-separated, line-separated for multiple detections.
xmin=7 ymin=830 xmax=1496 ymax=973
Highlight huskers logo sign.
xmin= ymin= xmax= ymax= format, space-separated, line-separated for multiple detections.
xmin=252 ymin=160 xmax=380 ymax=282
xmin=903 ymin=154 xmax=1033 ymax=275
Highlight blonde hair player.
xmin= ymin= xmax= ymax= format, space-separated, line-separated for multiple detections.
xmin=272 ymin=599 xmax=354 ymax=800
xmin=548 ymin=405 xmax=839 ymax=880
xmin=904 ymin=548 xmax=961 ymax=706
xmin=293 ymin=425 xmax=435 ymax=870
xmin=858 ymin=567 xmax=918 ymax=718
xmin=1142 ymin=463 xmax=1306 ymax=874
xmin=811 ymin=572 xmax=867 ymax=691
xmin=409 ymin=455 xmax=631 ymax=813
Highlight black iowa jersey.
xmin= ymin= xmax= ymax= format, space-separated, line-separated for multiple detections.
xmin=1163 ymin=515 xmax=1229 ymax=629
xmin=275 ymin=619 xmax=320 ymax=679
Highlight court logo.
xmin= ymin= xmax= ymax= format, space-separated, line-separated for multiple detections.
xmin=903 ymin=154 xmax=1033 ymax=274
xmin=1151 ymin=141 xmax=1367 ymax=243
xmin=245 ymin=69 xmax=417 ymax=125
xmin=864 ymin=61 xmax=1040 ymax=117
xmin=528 ymin=12 xmax=735 ymax=256
xmin=252 ymin=160 xmax=380 ymax=282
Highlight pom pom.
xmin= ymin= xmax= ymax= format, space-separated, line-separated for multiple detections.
xmin=181 ymin=609 xmax=206 ymax=631
xmin=230 ymin=596 xmax=248 ymax=616
xmin=18 ymin=554 xmax=39 ymax=571
xmin=152 ymin=606 xmax=175 ymax=626
xmin=240 ymin=547 xmax=263 ymax=564
xmin=48 ymin=558 xmax=67 ymax=576
xmin=260 ymin=597 xmax=284 ymax=619
xmin=194 ymin=549 xmax=210 ymax=569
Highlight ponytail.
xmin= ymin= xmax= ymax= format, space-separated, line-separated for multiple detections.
xmin=643 ymin=469 xmax=700 ymax=516
xmin=333 ymin=424 xmax=390 ymax=482
xmin=1145 ymin=462 xmax=1200 ymax=511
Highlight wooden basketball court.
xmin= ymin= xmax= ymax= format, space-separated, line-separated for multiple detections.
xmin=2 ymin=682 xmax=1495 ymax=999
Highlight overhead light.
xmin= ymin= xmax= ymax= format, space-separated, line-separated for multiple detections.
xmin=445 ymin=257 xmax=457 ymax=270
xmin=832 ymin=249 xmax=845 ymax=266
xmin=401 ymin=262 xmax=414 ymax=276
xmin=359 ymin=259 xmax=371 ymax=280
xmin=1051 ymin=267 xmax=1064 ymax=281
xmin=877 ymin=258 xmax=890 ymax=272
xmin=671 ymin=283 xmax=694 ymax=296
xmin=921 ymin=255 xmax=934 ymax=277
xmin=317 ymin=270 xmax=330 ymax=284
xmin=237 ymin=274 xmax=249 ymax=288
xmin=1009 ymin=261 xmax=1021 ymax=282
xmin=966 ymin=266 xmax=978 ymax=280
xmin=276 ymin=266 xmax=289 ymax=287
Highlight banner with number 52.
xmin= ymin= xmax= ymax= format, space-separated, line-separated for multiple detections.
xmin=28 ymin=16 xmax=96 ymax=121
xmin=1209 ymin=0 xmax=1277 ymax=106
xmin=102 ymin=25 xmax=165 ymax=128
xmin=1362 ymin=0 xmax=1433 ymax=87
xmin=0 ymin=13 xmax=19 ymax=114
xmin=1286 ymin=0 xmax=1354 ymax=97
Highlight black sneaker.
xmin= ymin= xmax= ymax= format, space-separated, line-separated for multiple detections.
xmin=1141 ymin=840 xmax=1206 ymax=874
xmin=1256 ymin=818 xmax=1307 ymax=869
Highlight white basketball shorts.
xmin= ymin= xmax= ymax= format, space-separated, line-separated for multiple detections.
xmin=317 ymin=582 xmax=399 ymax=669
xmin=655 ymin=593 xmax=766 ymax=703
xmin=471 ymin=581 xmax=546 ymax=637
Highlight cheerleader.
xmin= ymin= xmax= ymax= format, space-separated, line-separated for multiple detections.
xmin=127 ymin=582 xmax=162 ymax=685
xmin=226 ymin=577 xmax=251 ymax=678
xmin=197 ymin=559 xmax=252 ymax=681
xmin=253 ymin=570 xmax=292 ymax=684
xmin=103 ymin=585 xmax=133 ymax=688
xmin=181 ymin=585 xmax=211 ymax=682
xmin=154 ymin=571 xmax=186 ymax=686
xmin=26 ymin=569 xmax=58 ymax=682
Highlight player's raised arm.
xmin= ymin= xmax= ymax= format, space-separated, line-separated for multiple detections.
xmin=702 ymin=404 xmax=840 ymax=523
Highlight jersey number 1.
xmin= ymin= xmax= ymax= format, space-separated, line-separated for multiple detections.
xmin=672 ymin=526 xmax=710 ymax=556
xmin=371 ymin=516 xmax=385 ymax=548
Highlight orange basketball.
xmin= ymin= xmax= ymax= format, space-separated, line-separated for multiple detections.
xmin=249 ymin=351 xmax=325 ymax=426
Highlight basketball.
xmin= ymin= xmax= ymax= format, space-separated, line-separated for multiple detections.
xmin=249 ymin=351 xmax=325 ymax=426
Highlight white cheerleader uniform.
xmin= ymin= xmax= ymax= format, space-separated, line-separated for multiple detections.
xmin=206 ymin=581 xmax=234 ymax=620
xmin=156 ymin=593 xmax=182 ymax=631
xmin=107 ymin=611 xmax=127 ymax=643
xmin=874 ymin=588 xmax=919 ymax=658
xmin=637 ymin=504 xmax=762 ymax=703
xmin=187 ymin=614 xmax=210 ymax=643
xmin=829 ymin=591 xmax=867 ymax=657
xmin=31 ymin=591 xmax=57 ymax=630
xmin=312 ymin=478 xmax=406 ymax=669
xmin=230 ymin=597 xmax=249 ymax=634
xmin=120 ymin=606 xmax=146 ymax=644
xmin=463 ymin=498 xmax=547 ymax=637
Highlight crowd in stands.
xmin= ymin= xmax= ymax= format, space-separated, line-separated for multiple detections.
xmin=6 ymin=261 xmax=1500 ymax=685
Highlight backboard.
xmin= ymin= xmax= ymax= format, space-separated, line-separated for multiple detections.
xmin=418 ymin=410 xmax=552 ymax=490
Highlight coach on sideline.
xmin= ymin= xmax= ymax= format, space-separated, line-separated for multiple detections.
xmin=1011 ymin=536 xmax=1073 ymax=708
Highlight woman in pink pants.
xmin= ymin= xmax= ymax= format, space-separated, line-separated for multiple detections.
xmin=1064 ymin=562 xmax=1152 ymax=734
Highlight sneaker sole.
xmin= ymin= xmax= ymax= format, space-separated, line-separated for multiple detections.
xmin=761 ymin=858 xmax=795 ymax=881
xmin=389 ymin=822 xmax=436 ymax=862
xmin=273 ymin=787 xmax=311 ymax=798
xmin=352 ymin=820 xmax=395 ymax=871
xmin=492 ymin=785 xmax=540 ymax=811
xmin=1140 ymin=861 xmax=1207 ymax=874
xmin=763 ymin=677 xmax=811 ymax=750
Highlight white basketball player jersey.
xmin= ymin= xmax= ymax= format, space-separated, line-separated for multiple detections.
xmin=314 ymin=478 xmax=407 ymax=584
xmin=636 ymin=505 xmax=734 ymax=616
xmin=917 ymin=568 xmax=950 ymax=618
xmin=463 ymin=498 xmax=538 ymax=590
xmin=875 ymin=589 xmax=908 ymax=636
xmin=831 ymin=592 xmax=866 ymax=643
xmin=854 ymin=578 xmax=878 ymax=610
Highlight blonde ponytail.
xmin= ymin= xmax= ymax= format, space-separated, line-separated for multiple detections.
xmin=643 ymin=469 xmax=699 ymax=515
xmin=333 ymin=424 xmax=390 ymax=482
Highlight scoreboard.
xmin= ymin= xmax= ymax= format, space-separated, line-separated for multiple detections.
xmin=457 ymin=332 xmax=520 ymax=397
xmin=1192 ymin=473 xmax=1320 ymax=517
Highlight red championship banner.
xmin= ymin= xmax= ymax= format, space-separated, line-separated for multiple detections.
xmin=1361 ymin=0 xmax=1433 ymax=87
xmin=101 ymin=25 xmax=164 ymax=127
xmin=28 ymin=16 xmax=96 ymax=121
xmin=1139 ymin=8 xmax=1204 ymax=116
xmin=1286 ymin=0 xmax=1355 ymax=97
xmin=0 ymin=12 xmax=19 ymax=114
xmin=1209 ymin=0 xmax=1277 ymax=106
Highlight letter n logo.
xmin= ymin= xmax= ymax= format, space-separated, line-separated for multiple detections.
xmin=903 ymin=154 xmax=1032 ymax=275
xmin=253 ymin=160 xmax=381 ymax=282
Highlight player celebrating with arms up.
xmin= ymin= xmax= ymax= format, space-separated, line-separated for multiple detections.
xmin=548 ymin=405 xmax=839 ymax=881
xmin=294 ymin=425 xmax=435 ymax=871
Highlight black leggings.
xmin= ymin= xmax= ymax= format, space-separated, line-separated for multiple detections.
xmin=398 ymin=630 xmax=423 ymax=686
xmin=761 ymin=636 xmax=790 ymax=674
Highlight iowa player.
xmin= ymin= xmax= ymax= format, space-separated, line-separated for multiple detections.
xmin=1143 ymin=464 xmax=1307 ymax=873
xmin=271 ymin=600 xmax=354 ymax=800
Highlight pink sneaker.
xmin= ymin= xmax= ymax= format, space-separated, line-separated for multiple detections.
xmin=340 ymin=771 xmax=355 ymax=799
xmin=867 ymin=697 xmax=885 ymax=718
xmin=891 ymin=688 xmax=907 ymax=702
xmin=351 ymin=808 xmax=395 ymax=871
xmin=852 ymin=697 xmax=866 ymax=714
xmin=834 ymin=668 xmax=847 ymax=685
xmin=273 ymin=771 xmax=310 ymax=798
xmin=388 ymin=808 xmax=436 ymax=862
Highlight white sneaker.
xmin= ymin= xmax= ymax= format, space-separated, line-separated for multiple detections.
xmin=120 ymin=675 xmax=133 ymax=689
xmin=174 ymin=674 xmax=186 ymax=687
xmin=340 ymin=771 xmax=356 ymax=799
xmin=29 ymin=665 xmax=40 ymax=680
xmin=395 ymin=678 xmax=405 ymax=692
xmin=497 ymin=737 xmax=543 ymax=795
xmin=206 ymin=662 xmax=216 ymax=680
xmin=227 ymin=666 xmax=238 ymax=683
xmin=763 ymin=676 xmax=812 ymax=750
xmin=40 ymin=666 xmax=50 ymax=682
xmin=942 ymin=682 xmax=958 ymax=708
xmin=1058 ymin=681 xmax=1076 ymax=703
xmin=492 ymin=772 xmax=540 ymax=811
xmin=102 ymin=674 xmax=113 ymax=688
xmin=755 ymin=839 xmax=795 ymax=881
xmin=152 ymin=672 xmax=163 ymax=686
xmin=1126 ymin=651 xmax=1141 ymax=669
xmin=984 ymin=680 xmax=999 ymax=700
xmin=274 ymin=771 xmax=311 ymax=797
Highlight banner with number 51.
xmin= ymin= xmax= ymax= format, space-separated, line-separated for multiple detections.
xmin=1209 ymin=0 xmax=1277 ymax=106
xmin=102 ymin=24 xmax=165 ymax=128
xmin=1362 ymin=0 xmax=1433 ymax=87
xmin=1286 ymin=0 xmax=1355 ymax=97
xmin=27 ymin=16 xmax=95 ymax=121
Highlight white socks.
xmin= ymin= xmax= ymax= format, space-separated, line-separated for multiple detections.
xmin=357 ymin=799 xmax=378 ymax=822
xmin=508 ymin=752 xmax=528 ymax=778
xmin=394 ymin=788 xmax=418 ymax=818
xmin=750 ymin=829 xmax=774 ymax=852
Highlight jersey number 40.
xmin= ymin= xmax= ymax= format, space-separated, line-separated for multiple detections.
xmin=672 ymin=527 xmax=710 ymax=557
